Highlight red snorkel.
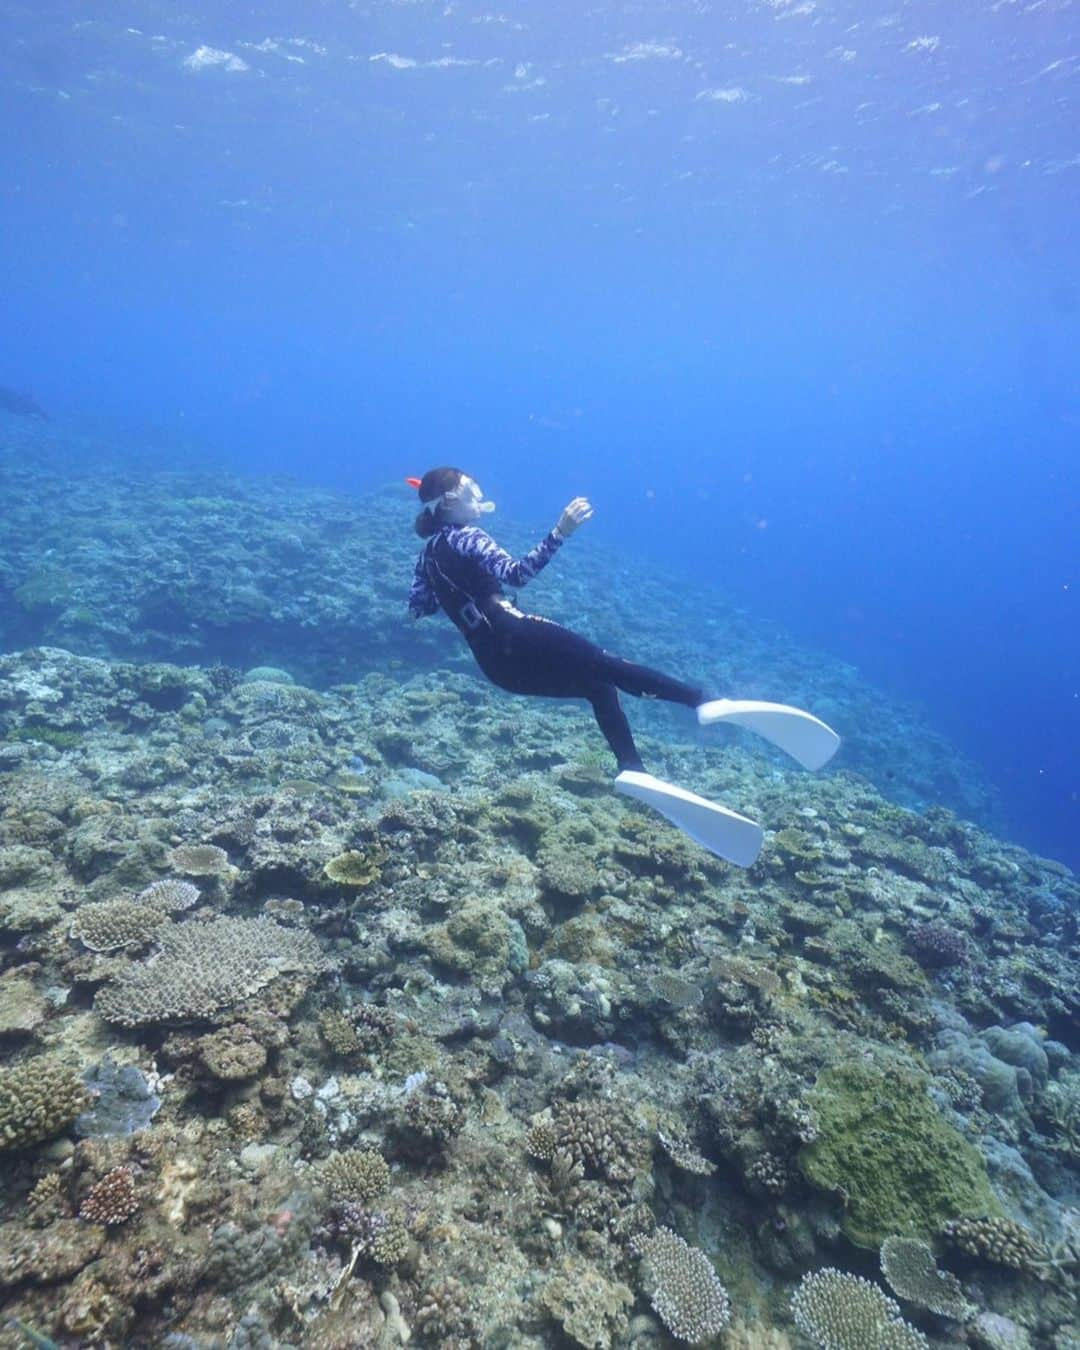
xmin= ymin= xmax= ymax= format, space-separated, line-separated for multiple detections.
xmin=405 ymin=476 xmax=422 ymax=490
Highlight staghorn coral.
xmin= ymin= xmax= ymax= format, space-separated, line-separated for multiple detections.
xmin=369 ymin=1215 xmax=410 ymax=1266
xmin=26 ymin=1170 xmax=66 ymax=1222
xmin=791 ymin=1268 xmax=930 ymax=1350
xmin=79 ymin=1165 xmax=140 ymax=1225
xmin=94 ymin=916 xmax=332 ymax=1027
xmin=941 ymin=1216 xmax=1049 ymax=1275
xmin=0 ymin=1056 xmax=87 ymax=1151
xmin=320 ymin=1147 xmax=391 ymax=1204
xmin=316 ymin=1202 xmax=407 ymax=1265
xmin=880 ymin=1235 xmax=976 ymax=1321
xmin=70 ymin=898 xmax=169 ymax=951
xmin=632 ymin=1226 xmax=732 ymax=1344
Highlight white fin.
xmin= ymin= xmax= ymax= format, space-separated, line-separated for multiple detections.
xmin=697 ymin=699 xmax=840 ymax=771
xmin=615 ymin=770 xmax=763 ymax=867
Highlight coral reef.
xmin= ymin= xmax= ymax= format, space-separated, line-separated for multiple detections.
xmin=0 ymin=457 xmax=1075 ymax=1348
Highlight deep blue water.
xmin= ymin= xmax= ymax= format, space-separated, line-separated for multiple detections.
xmin=1 ymin=0 xmax=1076 ymax=866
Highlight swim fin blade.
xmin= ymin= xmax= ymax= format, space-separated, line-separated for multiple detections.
xmin=696 ymin=699 xmax=840 ymax=771
xmin=614 ymin=770 xmax=764 ymax=867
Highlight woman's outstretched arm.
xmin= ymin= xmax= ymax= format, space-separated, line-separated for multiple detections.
xmin=445 ymin=525 xmax=564 ymax=589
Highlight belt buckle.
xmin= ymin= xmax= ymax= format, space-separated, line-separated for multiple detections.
xmin=461 ymin=600 xmax=484 ymax=631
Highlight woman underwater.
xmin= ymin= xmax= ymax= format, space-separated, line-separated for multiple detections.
xmin=406 ymin=467 xmax=839 ymax=865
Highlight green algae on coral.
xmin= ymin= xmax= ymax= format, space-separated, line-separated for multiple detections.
xmin=799 ymin=1061 xmax=1001 ymax=1248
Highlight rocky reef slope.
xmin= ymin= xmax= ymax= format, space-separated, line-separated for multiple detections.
xmin=0 ymin=645 xmax=1075 ymax=1349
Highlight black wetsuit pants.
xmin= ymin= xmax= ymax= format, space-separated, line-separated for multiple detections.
xmin=467 ymin=602 xmax=706 ymax=772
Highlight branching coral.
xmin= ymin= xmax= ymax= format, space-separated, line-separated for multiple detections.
xmin=791 ymin=1269 xmax=929 ymax=1350
xmin=941 ymin=1216 xmax=1049 ymax=1275
xmin=0 ymin=1057 xmax=87 ymax=1151
xmin=528 ymin=1098 xmax=644 ymax=1187
xmin=320 ymin=1147 xmax=391 ymax=1204
xmin=632 ymin=1226 xmax=731 ymax=1344
xmin=70 ymin=899 xmax=168 ymax=952
xmin=136 ymin=878 xmax=200 ymax=911
xmin=79 ymin=1166 xmax=140 ymax=1226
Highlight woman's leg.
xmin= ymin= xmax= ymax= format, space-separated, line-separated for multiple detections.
xmin=471 ymin=610 xmax=704 ymax=769
xmin=586 ymin=683 xmax=645 ymax=772
xmin=591 ymin=648 xmax=707 ymax=709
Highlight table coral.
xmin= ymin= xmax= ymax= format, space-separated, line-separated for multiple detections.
xmin=93 ymin=915 xmax=332 ymax=1027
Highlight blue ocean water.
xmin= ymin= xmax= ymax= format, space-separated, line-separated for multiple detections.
xmin=0 ymin=0 xmax=1076 ymax=865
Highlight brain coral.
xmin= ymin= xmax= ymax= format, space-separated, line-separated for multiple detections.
xmin=0 ymin=1056 xmax=88 ymax=1151
xmin=94 ymin=916 xmax=332 ymax=1027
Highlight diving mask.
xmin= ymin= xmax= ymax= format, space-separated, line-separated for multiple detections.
xmin=414 ymin=474 xmax=495 ymax=523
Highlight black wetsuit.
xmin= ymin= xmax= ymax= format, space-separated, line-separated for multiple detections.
xmin=408 ymin=523 xmax=705 ymax=771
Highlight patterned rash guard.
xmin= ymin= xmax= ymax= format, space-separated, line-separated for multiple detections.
xmin=408 ymin=524 xmax=563 ymax=634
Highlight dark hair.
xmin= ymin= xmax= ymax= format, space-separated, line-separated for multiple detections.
xmin=413 ymin=466 xmax=466 ymax=538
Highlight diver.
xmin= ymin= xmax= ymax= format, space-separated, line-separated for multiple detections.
xmin=405 ymin=467 xmax=839 ymax=865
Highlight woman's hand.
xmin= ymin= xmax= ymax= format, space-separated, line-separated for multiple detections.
xmin=556 ymin=496 xmax=594 ymax=539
